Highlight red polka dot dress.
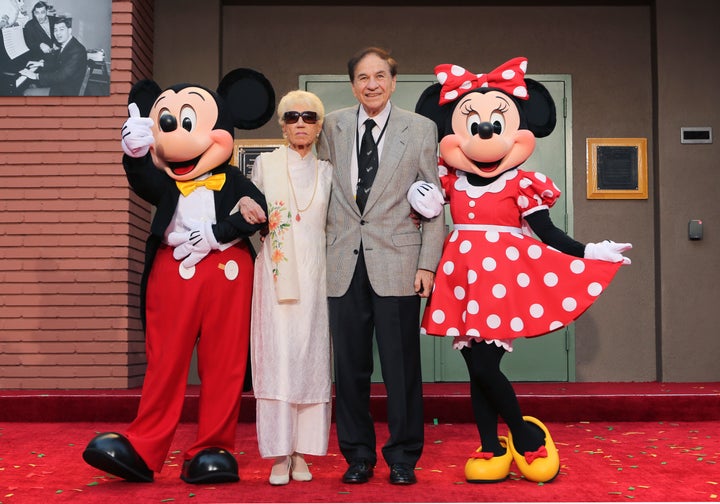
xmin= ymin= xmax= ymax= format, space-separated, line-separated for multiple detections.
xmin=421 ymin=163 xmax=622 ymax=350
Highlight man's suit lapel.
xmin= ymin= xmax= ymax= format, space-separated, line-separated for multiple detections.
xmin=335 ymin=110 xmax=361 ymax=215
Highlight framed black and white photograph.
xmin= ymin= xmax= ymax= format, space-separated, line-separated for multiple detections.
xmin=0 ymin=0 xmax=111 ymax=96
xmin=232 ymin=139 xmax=285 ymax=178
xmin=586 ymin=137 xmax=648 ymax=200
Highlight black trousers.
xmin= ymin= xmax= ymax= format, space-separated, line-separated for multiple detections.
xmin=329 ymin=250 xmax=424 ymax=467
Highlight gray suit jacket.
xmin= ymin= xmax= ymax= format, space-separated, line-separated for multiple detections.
xmin=317 ymin=104 xmax=445 ymax=298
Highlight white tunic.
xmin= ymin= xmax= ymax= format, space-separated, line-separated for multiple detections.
xmin=250 ymin=148 xmax=333 ymax=457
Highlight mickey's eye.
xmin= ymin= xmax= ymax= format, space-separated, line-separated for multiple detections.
xmin=490 ymin=111 xmax=505 ymax=135
xmin=158 ymin=108 xmax=177 ymax=132
xmin=179 ymin=106 xmax=197 ymax=132
xmin=466 ymin=113 xmax=482 ymax=136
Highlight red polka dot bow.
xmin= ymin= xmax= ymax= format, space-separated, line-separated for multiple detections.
xmin=435 ymin=57 xmax=530 ymax=105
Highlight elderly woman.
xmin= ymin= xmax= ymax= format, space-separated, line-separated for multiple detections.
xmin=249 ymin=90 xmax=333 ymax=485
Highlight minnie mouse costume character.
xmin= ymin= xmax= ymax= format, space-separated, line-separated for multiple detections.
xmin=408 ymin=57 xmax=631 ymax=483
xmin=82 ymin=69 xmax=275 ymax=484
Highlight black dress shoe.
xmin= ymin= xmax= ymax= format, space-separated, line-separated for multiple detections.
xmin=389 ymin=463 xmax=417 ymax=485
xmin=342 ymin=460 xmax=374 ymax=484
xmin=82 ymin=432 xmax=154 ymax=482
xmin=180 ymin=447 xmax=239 ymax=484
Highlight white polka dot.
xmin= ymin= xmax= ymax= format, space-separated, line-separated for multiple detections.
xmin=420 ymin=327 xmax=427 ymax=335
xmin=530 ymin=303 xmax=544 ymax=318
xmin=513 ymin=86 xmax=527 ymax=99
xmin=517 ymin=272 xmax=530 ymax=287
xmin=487 ymin=314 xmax=501 ymax=329
xmin=459 ymin=240 xmax=472 ymax=254
xmin=468 ymin=270 xmax=478 ymax=284
xmin=437 ymin=71 xmax=448 ymax=84
xmin=432 ymin=309 xmax=446 ymax=324
xmin=570 ymin=260 xmax=585 ymax=274
xmin=454 ymin=286 xmax=466 ymax=300
xmin=519 ymin=61 xmax=528 ymax=73
xmin=549 ymin=321 xmax=563 ymax=331
xmin=544 ymin=272 xmax=559 ymax=287
xmin=468 ymin=212 xmax=475 ymax=219
xmin=462 ymin=311 xmax=467 ymax=322
xmin=443 ymin=261 xmax=455 ymax=275
xmin=446 ymin=327 xmax=460 ymax=336
xmin=506 ymin=246 xmax=520 ymax=261
xmin=467 ymin=329 xmax=480 ymax=337
xmin=492 ymin=284 xmax=507 ymax=298
xmin=467 ymin=300 xmax=480 ymax=315
xmin=527 ymin=245 xmax=542 ymax=259
xmin=542 ymin=189 xmax=554 ymax=199
xmin=510 ymin=317 xmax=524 ymax=332
xmin=562 ymin=297 xmax=578 ymax=311
xmin=445 ymin=90 xmax=459 ymax=101
xmin=469 ymin=200 xmax=476 ymax=207
xmin=535 ymin=172 xmax=547 ymax=183
xmin=482 ymin=257 xmax=496 ymax=271
xmin=517 ymin=195 xmax=529 ymax=208
xmin=588 ymin=282 xmax=603 ymax=296
xmin=449 ymin=230 xmax=459 ymax=242
xmin=485 ymin=231 xmax=500 ymax=243
xmin=502 ymin=69 xmax=516 ymax=80
xmin=520 ymin=177 xmax=532 ymax=189
xmin=451 ymin=65 xmax=466 ymax=76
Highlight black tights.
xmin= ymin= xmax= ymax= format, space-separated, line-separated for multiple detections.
xmin=460 ymin=341 xmax=544 ymax=456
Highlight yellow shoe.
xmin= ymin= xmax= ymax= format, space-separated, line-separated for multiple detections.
xmin=507 ymin=416 xmax=560 ymax=483
xmin=464 ymin=436 xmax=513 ymax=483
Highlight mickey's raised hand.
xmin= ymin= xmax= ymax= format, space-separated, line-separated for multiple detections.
xmin=121 ymin=102 xmax=155 ymax=158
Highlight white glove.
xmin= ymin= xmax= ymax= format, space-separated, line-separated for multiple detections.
xmin=167 ymin=221 xmax=220 ymax=268
xmin=584 ymin=240 xmax=633 ymax=265
xmin=407 ymin=181 xmax=445 ymax=218
xmin=121 ymin=102 xmax=155 ymax=158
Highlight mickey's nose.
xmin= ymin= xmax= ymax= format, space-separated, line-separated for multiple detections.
xmin=159 ymin=114 xmax=177 ymax=132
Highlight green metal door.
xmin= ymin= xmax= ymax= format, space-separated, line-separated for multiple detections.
xmin=301 ymin=75 xmax=574 ymax=383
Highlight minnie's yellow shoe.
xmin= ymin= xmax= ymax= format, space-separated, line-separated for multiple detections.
xmin=464 ymin=436 xmax=513 ymax=483
xmin=507 ymin=416 xmax=560 ymax=483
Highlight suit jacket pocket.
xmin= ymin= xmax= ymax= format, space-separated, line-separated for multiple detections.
xmin=391 ymin=232 xmax=422 ymax=247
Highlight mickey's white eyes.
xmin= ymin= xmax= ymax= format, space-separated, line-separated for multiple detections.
xmin=179 ymin=106 xmax=197 ymax=132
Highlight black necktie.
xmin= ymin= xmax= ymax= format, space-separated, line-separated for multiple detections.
xmin=356 ymin=118 xmax=378 ymax=212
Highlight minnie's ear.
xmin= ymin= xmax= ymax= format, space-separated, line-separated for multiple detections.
xmin=415 ymin=83 xmax=453 ymax=138
xmin=128 ymin=79 xmax=162 ymax=117
xmin=522 ymin=79 xmax=556 ymax=138
xmin=217 ymin=68 xmax=275 ymax=130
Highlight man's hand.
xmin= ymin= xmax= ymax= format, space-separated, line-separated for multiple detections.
xmin=414 ymin=269 xmax=435 ymax=298
xmin=239 ymin=196 xmax=267 ymax=225
xmin=121 ymin=103 xmax=155 ymax=158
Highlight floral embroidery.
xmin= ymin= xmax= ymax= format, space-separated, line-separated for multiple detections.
xmin=268 ymin=200 xmax=292 ymax=280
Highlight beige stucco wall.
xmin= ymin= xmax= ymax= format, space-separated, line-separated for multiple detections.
xmin=153 ymin=0 xmax=719 ymax=382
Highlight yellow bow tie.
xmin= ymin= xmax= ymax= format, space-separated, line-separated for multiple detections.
xmin=176 ymin=173 xmax=226 ymax=196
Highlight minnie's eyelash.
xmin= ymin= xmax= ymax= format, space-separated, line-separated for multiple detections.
xmin=460 ymin=102 xmax=476 ymax=115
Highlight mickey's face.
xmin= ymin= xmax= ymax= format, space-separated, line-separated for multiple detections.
xmin=440 ymin=90 xmax=536 ymax=179
xmin=148 ymin=86 xmax=234 ymax=181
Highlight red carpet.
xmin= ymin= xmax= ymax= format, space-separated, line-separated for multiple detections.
xmin=2 ymin=420 xmax=719 ymax=503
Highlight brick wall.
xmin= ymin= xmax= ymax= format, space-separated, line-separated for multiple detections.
xmin=0 ymin=0 xmax=154 ymax=389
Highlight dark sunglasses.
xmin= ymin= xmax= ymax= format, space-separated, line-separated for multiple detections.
xmin=283 ymin=111 xmax=318 ymax=124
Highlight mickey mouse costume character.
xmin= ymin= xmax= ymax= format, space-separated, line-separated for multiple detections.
xmin=408 ymin=57 xmax=631 ymax=483
xmin=82 ymin=68 xmax=275 ymax=484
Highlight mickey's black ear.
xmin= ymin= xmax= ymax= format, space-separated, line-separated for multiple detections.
xmin=128 ymin=79 xmax=163 ymax=117
xmin=217 ymin=68 xmax=275 ymax=130
xmin=415 ymin=83 xmax=452 ymax=138
xmin=523 ymin=79 xmax=556 ymax=138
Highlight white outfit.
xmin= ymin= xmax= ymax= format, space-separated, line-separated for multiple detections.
xmin=250 ymin=147 xmax=333 ymax=458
